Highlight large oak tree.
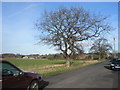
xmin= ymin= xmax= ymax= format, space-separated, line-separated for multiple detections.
xmin=35 ymin=7 xmax=112 ymax=61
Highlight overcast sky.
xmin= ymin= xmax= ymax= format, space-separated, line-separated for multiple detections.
xmin=1 ymin=2 xmax=118 ymax=55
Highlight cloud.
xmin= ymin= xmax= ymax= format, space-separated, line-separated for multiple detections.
xmin=8 ymin=4 xmax=39 ymax=17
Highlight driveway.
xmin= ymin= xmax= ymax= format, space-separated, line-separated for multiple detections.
xmin=44 ymin=61 xmax=120 ymax=89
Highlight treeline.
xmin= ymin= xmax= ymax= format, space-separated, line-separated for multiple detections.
xmin=1 ymin=53 xmax=116 ymax=60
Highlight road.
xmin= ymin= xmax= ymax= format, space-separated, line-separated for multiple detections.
xmin=44 ymin=61 xmax=120 ymax=89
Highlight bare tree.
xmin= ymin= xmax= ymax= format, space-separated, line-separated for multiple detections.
xmin=35 ymin=7 xmax=112 ymax=65
xmin=90 ymin=38 xmax=113 ymax=59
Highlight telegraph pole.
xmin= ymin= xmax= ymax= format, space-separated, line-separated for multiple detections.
xmin=114 ymin=37 xmax=116 ymax=57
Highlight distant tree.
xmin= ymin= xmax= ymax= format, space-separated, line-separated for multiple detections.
xmin=35 ymin=7 xmax=112 ymax=66
xmin=90 ymin=38 xmax=113 ymax=59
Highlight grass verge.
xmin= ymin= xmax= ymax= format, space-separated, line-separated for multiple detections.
xmin=43 ymin=60 xmax=104 ymax=77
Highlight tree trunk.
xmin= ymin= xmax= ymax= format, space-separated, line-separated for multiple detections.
xmin=91 ymin=55 xmax=94 ymax=60
xmin=66 ymin=58 xmax=71 ymax=67
xmin=99 ymin=54 xmax=101 ymax=60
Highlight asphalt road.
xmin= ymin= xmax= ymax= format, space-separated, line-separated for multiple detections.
xmin=44 ymin=61 xmax=120 ymax=89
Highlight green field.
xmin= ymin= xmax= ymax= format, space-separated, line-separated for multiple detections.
xmin=4 ymin=59 xmax=67 ymax=67
xmin=3 ymin=59 xmax=103 ymax=77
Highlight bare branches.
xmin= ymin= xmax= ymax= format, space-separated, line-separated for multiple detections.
xmin=36 ymin=7 xmax=112 ymax=59
xmin=90 ymin=38 xmax=113 ymax=59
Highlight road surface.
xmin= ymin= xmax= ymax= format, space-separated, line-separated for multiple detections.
xmin=44 ymin=61 xmax=119 ymax=88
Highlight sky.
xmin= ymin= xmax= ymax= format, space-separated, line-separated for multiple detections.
xmin=1 ymin=2 xmax=118 ymax=55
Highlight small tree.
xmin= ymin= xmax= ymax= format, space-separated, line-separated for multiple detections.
xmin=90 ymin=38 xmax=113 ymax=60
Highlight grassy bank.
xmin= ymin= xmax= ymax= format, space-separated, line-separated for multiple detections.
xmin=3 ymin=59 xmax=104 ymax=77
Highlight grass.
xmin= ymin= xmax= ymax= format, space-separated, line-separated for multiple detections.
xmin=3 ymin=58 xmax=104 ymax=77
xmin=3 ymin=59 xmax=66 ymax=67
xmin=42 ymin=60 xmax=103 ymax=77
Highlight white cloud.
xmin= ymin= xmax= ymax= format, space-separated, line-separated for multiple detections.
xmin=8 ymin=4 xmax=39 ymax=18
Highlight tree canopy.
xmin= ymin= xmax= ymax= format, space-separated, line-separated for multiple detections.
xmin=90 ymin=38 xmax=113 ymax=59
xmin=36 ymin=7 xmax=112 ymax=59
